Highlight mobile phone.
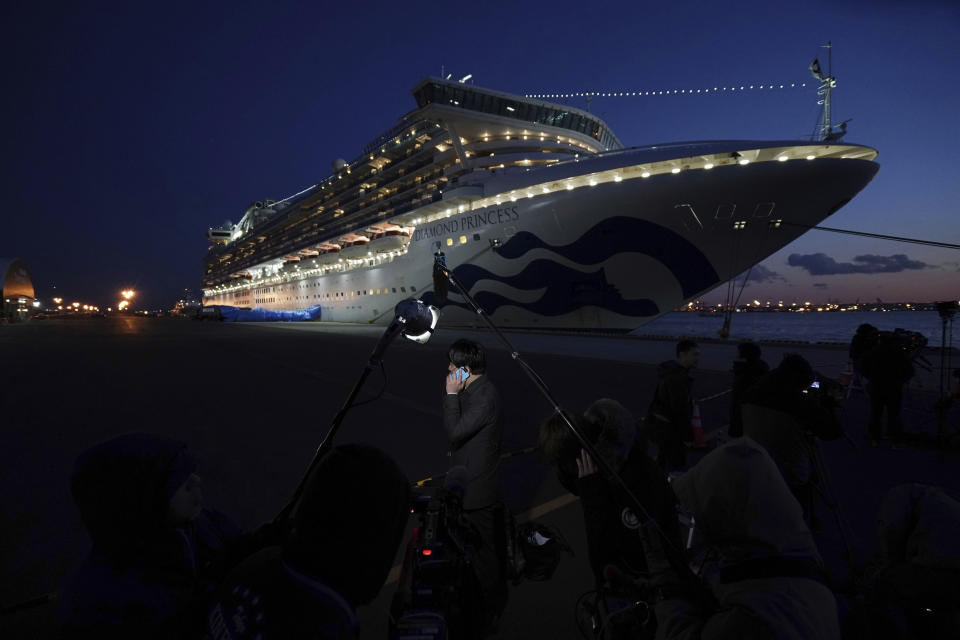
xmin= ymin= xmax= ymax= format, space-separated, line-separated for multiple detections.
xmin=455 ymin=367 xmax=470 ymax=382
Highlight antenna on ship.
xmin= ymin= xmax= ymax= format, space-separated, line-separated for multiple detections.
xmin=810 ymin=41 xmax=848 ymax=142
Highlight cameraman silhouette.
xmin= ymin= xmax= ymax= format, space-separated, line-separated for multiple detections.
xmin=741 ymin=354 xmax=843 ymax=527
xmin=860 ymin=331 xmax=913 ymax=447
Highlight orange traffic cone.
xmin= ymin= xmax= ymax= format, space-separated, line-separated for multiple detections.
xmin=691 ymin=404 xmax=707 ymax=449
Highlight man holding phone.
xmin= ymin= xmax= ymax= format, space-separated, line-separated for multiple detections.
xmin=442 ymin=338 xmax=507 ymax=633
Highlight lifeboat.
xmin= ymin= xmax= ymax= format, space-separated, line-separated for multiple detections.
xmin=337 ymin=233 xmax=371 ymax=259
xmin=315 ymin=242 xmax=342 ymax=265
xmin=281 ymin=255 xmax=301 ymax=272
xmin=367 ymin=224 xmax=412 ymax=254
xmin=298 ymin=249 xmax=321 ymax=269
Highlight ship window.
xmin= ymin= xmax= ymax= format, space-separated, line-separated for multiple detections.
xmin=392 ymin=288 xmax=397 ymax=293
xmin=473 ymin=234 xmax=481 ymax=241
xmin=734 ymin=220 xmax=747 ymax=230
xmin=753 ymin=202 xmax=775 ymax=218
xmin=401 ymin=287 xmax=406 ymax=292
xmin=410 ymin=285 xmax=417 ymax=292
xmin=446 ymin=238 xmax=453 ymax=246
xmin=714 ymin=204 xmax=736 ymax=220
xmin=459 ymin=235 xmax=467 ymax=245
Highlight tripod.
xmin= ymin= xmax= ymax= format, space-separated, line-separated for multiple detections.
xmin=935 ymin=302 xmax=957 ymax=457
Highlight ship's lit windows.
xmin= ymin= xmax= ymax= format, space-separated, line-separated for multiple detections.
xmin=613 ymin=175 xmax=622 ymax=182
xmin=459 ymin=235 xmax=467 ymax=245
xmin=641 ymin=171 xmax=651 ymax=178
xmin=806 ymin=154 xmax=815 ymax=160
xmin=704 ymin=163 xmax=714 ymax=170
xmin=446 ymin=238 xmax=453 ymax=246
xmin=738 ymin=159 xmax=750 ymax=166
xmin=671 ymin=168 xmax=681 ymax=174
xmin=734 ymin=220 xmax=747 ymax=230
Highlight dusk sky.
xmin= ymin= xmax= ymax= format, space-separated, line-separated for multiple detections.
xmin=3 ymin=0 xmax=958 ymax=309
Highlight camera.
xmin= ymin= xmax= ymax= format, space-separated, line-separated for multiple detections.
xmin=390 ymin=480 xmax=484 ymax=640
xmin=876 ymin=328 xmax=929 ymax=361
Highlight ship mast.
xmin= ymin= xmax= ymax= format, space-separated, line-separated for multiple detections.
xmin=810 ymin=42 xmax=846 ymax=142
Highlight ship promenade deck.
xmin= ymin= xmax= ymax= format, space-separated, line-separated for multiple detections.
xmin=2 ymin=317 xmax=958 ymax=638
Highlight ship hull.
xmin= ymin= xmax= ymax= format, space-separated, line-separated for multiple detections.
xmin=204 ymin=154 xmax=879 ymax=330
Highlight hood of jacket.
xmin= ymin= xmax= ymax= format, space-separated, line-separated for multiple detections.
xmin=70 ymin=433 xmax=196 ymax=563
xmin=671 ymin=438 xmax=821 ymax=567
xmin=284 ymin=444 xmax=410 ymax=606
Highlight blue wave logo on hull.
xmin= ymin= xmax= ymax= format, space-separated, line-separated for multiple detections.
xmin=425 ymin=216 xmax=719 ymax=319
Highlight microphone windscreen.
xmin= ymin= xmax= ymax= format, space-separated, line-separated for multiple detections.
xmin=443 ymin=465 xmax=469 ymax=499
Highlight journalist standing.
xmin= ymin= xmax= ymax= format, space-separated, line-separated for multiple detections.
xmin=644 ymin=339 xmax=700 ymax=471
xmin=442 ymin=338 xmax=507 ymax=632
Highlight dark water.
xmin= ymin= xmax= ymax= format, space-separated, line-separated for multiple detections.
xmin=638 ymin=311 xmax=957 ymax=347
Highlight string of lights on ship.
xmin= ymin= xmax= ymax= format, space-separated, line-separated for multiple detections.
xmin=526 ymin=81 xmax=808 ymax=99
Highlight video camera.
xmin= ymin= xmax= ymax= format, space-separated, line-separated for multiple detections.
xmin=390 ymin=471 xmax=484 ymax=640
xmin=877 ymin=328 xmax=928 ymax=356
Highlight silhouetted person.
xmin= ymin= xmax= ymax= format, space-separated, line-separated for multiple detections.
xmin=442 ymin=338 xmax=507 ymax=632
xmin=538 ymin=399 xmax=679 ymax=584
xmin=57 ymin=433 xmax=243 ymax=638
xmin=848 ymin=323 xmax=879 ymax=373
xmin=206 ymin=444 xmax=410 ymax=639
xmin=641 ymin=438 xmax=841 ymax=639
xmin=728 ymin=341 xmax=769 ymax=438
xmin=861 ymin=332 xmax=913 ymax=447
xmin=644 ymin=339 xmax=699 ymax=471
xmin=741 ymin=354 xmax=843 ymax=527
xmin=849 ymin=484 xmax=960 ymax=639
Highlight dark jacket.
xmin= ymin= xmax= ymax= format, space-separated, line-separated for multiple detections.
xmin=57 ymin=433 xmax=242 ymax=638
xmin=443 ymin=375 xmax=503 ymax=509
xmin=578 ymin=445 xmax=680 ymax=582
xmin=728 ymin=358 xmax=769 ymax=437
xmin=644 ymin=361 xmax=694 ymax=443
xmin=207 ymin=444 xmax=410 ymax=639
xmin=653 ymin=439 xmax=841 ymax=640
xmin=860 ymin=339 xmax=912 ymax=387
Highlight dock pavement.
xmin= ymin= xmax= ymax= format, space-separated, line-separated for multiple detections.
xmin=0 ymin=317 xmax=957 ymax=638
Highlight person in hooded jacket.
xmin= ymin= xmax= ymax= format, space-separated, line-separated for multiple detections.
xmin=538 ymin=399 xmax=680 ymax=585
xmin=206 ymin=443 xmax=410 ymax=639
xmin=57 ymin=433 xmax=244 ymax=638
xmin=637 ymin=438 xmax=841 ymax=640
xmin=644 ymin=340 xmax=700 ymax=472
xmin=848 ymin=483 xmax=960 ymax=639
xmin=727 ymin=342 xmax=769 ymax=438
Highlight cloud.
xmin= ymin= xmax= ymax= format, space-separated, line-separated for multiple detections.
xmin=787 ymin=253 xmax=930 ymax=276
xmin=813 ymin=283 xmax=828 ymax=289
xmin=736 ymin=264 xmax=786 ymax=285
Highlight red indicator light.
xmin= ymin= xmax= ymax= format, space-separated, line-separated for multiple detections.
xmin=422 ymin=549 xmax=432 ymax=556
xmin=410 ymin=509 xmax=415 ymax=513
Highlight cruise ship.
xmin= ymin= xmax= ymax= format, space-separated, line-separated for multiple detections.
xmin=202 ymin=76 xmax=879 ymax=329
